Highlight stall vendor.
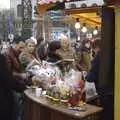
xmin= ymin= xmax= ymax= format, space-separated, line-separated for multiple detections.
xmin=56 ymin=36 xmax=77 ymax=71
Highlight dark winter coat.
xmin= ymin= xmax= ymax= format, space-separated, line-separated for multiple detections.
xmin=86 ymin=54 xmax=100 ymax=89
xmin=0 ymin=54 xmax=26 ymax=120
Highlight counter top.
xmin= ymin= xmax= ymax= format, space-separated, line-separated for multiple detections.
xmin=24 ymin=89 xmax=102 ymax=120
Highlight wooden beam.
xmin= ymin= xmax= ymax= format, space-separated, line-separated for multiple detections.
xmin=72 ymin=14 xmax=101 ymax=25
xmin=64 ymin=7 xmax=102 ymax=15
xmin=37 ymin=3 xmax=56 ymax=15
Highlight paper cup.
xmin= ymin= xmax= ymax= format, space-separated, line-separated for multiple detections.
xmin=35 ymin=88 xmax=42 ymax=97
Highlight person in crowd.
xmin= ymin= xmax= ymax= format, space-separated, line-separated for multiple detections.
xmin=3 ymin=39 xmax=30 ymax=120
xmin=37 ymin=37 xmax=44 ymax=45
xmin=36 ymin=41 xmax=49 ymax=61
xmin=19 ymin=39 xmax=37 ymax=70
xmin=56 ymin=36 xmax=75 ymax=59
xmin=1 ymin=41 xmax=9 ymax=54
xmin=77 ymin=40 xmax=92 ymax=72
xmin=55 ymin=36 xmax=77 ymax=71
xmin=5 ymin=41 xmax=25 ymax=72
xmin=4 ymin=39 xmax=28 ymax=82
xmin=86 ymin=39 xmax=101 ymax=90
xmin=0 ymin=54 xmax=26 ymax=120
xmin=47 ymin=40 xmax=61 ymax=63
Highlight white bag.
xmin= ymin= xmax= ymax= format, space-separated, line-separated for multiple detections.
xmin=85 ymin=81 xmax=98 ymax=100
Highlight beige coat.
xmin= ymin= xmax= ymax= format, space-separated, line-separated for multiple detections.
xmin=79 ymin=51 xmax=91 ymax=72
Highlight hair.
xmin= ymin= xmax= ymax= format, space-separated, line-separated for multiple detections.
xmin=81 ymin=39 xmax=91 ymax=46
xmin=13 ymin=36 xmax=23 ymax=44
xmin=37 ymin=37 xmax=44 ymax=45
xmin=25 ymin=39 xmax=35 ymax=45
xmin=18 ymin=41 xmax=25 ymax=47
xmin=92 ymin=39 xmax=101 ymax=49
xmin=80 ymin=39 xmax=91 ymax=52
xmin=48 ymin=41 xmax=60 ymax=52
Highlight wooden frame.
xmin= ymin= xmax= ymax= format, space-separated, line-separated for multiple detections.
xmin=64 ymin=7 xmax=102 ymax=14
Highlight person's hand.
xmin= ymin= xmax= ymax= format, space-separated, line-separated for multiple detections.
xmin=20 ymin=73 xmax=27 ymax=80
xmin=20 ymin=72 xmax=30 ymax=80
xmin=82 ymin=71 xmax=87 ymax=80
xmin=32 ymin=76 xmax=40 ymax=82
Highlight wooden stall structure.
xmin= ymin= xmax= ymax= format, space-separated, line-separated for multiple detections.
xmin=24 ymin=89 xmax=102 ymax=120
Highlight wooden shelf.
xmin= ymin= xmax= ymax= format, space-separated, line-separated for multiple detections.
xmin=65 ymin=7 xmax=102 ymax=14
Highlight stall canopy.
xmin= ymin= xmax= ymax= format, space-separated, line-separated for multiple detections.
xmin=37 ymin=0 xmax=102 ymax=26
xmin=37 ymin=0 xmax=104 ymax=15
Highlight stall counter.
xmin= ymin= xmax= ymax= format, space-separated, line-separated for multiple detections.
xmin=24 ymin=89 xmax=102 ymax=120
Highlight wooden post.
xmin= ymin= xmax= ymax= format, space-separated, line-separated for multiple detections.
xmin=115 ymin=5 xmax=120 ymax=120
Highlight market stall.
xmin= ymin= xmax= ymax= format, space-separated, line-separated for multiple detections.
xmin=24 ymin=89 xmax=102 ymax=120
xmin=36 ymin=0 xmax=103 ymax=42
xmin=23 ymin=1 xmax=108 ymax=120
xmin=22 ymin=50 xmax=102 ymax=120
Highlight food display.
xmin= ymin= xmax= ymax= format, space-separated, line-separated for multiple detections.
xmin=27 ymin=60 xmax=86 ymax=106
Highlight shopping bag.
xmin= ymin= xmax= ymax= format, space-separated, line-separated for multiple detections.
xmin=85 ymin=81 xmax=98 ymax=100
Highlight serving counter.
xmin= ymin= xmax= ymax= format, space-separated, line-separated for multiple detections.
xmin=24 ymin=89 xmax=102 ymax=120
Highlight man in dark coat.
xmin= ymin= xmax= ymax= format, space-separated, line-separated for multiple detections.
xmin=0 ymin=54 xmax=26 ymax=120
xmin=36 ymin=42 xmax=49 ymax=61
xmin=86 ymin=53 xmax=100 ymax=90
xmin=86 ymin=40 xmax=101 ymax=90
xmin=47 ymin=41 xmax=61 ymax=63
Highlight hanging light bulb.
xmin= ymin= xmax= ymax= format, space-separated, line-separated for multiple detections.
xmin=81 ymin=23 xmax=87 ymax=33
xmin=93 ymin=26 xmax=98 ymax=35
xmin=75 ymin=18 xmax=80 ymax=29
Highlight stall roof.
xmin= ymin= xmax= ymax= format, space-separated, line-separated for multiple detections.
xmin=64 ymin=7 xmax=101 ymax=27
xmin=71 ymin=12 xmax=101 ymax=26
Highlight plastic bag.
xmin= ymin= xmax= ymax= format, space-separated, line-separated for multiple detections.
xmin=85 ymin=81 xmax=98 ymax=100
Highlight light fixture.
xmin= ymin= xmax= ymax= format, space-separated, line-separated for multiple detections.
xmin=81 ymin=23 xmax=87 ymax=33
xmin=75 ymin=18 xmax=80 ymax=29
xmin=93 ymin=26 xmax=98 ymax=35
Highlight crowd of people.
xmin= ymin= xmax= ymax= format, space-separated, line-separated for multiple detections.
xmin=0 ymin=36 xmax=101 ymax=120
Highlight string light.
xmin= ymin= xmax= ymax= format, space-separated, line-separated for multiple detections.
xmin=75 ymin=18 xmax=80 ymax=29
xmin=81 ymin=23 xmax=87 ymax=33
xmin=93 ymin=26 xmax=98 ymax=35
